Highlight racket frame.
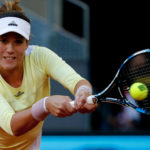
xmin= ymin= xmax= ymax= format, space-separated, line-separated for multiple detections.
xmin=91 ymin=49 xmax=150 ymax=114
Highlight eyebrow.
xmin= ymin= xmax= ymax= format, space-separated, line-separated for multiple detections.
xmin=1 ymin=33 xmax=24 ymax=39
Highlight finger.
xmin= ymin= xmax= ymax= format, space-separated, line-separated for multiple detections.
xmin=66 ymin=102 xmax=77 ymax=113
xmin=75 ymin=95 xmax=86 ymax=109
xmin=78 ymin=103 xmax=98 ymax=113
xmin=60 ymin=101 xmax=76 ymax=116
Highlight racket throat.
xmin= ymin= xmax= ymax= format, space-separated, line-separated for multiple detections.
xmin=90 ymin=96 xmax=99 ymax=104
xmin=99 ymin=97 xmax=129 ymax=106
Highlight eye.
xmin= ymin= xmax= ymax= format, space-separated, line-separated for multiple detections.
xmin=0 ymin=38 xmax=7 ymax=43
xmin=16 ymin=39 xmax=24 ymax=44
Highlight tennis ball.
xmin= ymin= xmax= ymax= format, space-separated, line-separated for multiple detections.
xmin=129 ymin=82 xmax=148 ymax=101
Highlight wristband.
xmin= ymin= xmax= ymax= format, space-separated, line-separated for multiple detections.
xmin=31 ymin=97 xmax=49 ymax=121
xmin=75 ymin=85 xmax=92 ymax=98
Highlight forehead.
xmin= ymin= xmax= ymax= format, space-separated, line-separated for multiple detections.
xmin=0 ymin=32 xmax=24 ymax=39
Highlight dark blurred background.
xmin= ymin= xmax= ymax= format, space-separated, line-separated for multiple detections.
xmin=86 ymin=0 xmax=150 ymax=132
xmin=63 ymin=0 xmax=150 ymax=133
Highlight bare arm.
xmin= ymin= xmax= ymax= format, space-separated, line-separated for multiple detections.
xmin=11 ymin=95 xmax=76 ymax=136
xmin=11 ymin=108 xmax=39 ymax=136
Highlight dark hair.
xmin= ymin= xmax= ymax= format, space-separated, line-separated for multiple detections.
xmin=0 ymin=0 xmax=30 ymax=23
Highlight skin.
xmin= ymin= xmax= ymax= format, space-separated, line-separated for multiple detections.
xmin=73 ymin=79 xmax=98 ymax=113
xmin=0 ymin=32 xmax=29 ymax=87
xmin=0 ymin=32 xmax=98 ymax=136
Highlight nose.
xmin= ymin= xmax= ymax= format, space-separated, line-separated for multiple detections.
xmin=6 ymin=43 xmax=14 ymax=53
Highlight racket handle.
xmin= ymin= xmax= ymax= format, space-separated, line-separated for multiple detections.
xmin=70 ymin=101 xmax=75 ymax=108
xmin=69 ymin=95 xmax=96 ymax=108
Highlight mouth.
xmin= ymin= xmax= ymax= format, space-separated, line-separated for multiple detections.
xmin=3 ymin=56 xmax=16 ymax=60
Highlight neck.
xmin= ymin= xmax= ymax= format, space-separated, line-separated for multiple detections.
xmin=1 ymin=67 xmax=24 ymax=88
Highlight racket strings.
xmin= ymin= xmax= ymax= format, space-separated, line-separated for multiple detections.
xmin=124 ymin=61 xmax=150 ymax=82
xmin=119 ymin=53 xmax=150 ymax=111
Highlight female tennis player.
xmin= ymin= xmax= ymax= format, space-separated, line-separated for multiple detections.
xmin=0 ymin=0 xmax=97 ymax=149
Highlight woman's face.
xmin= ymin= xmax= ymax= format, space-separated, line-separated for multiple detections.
xmin=0 ymin=32 xmax=29 ymax=72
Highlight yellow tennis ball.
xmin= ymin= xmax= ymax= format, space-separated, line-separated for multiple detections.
xmin=129 ymin=82 xmax=148 ymax=101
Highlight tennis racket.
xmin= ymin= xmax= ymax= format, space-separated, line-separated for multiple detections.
xmin=70 ymin=49 xmax=150 ymax=115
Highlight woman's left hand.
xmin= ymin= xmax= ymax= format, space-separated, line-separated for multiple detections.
xmin=74 ymin=90 xmax=98 ymax=113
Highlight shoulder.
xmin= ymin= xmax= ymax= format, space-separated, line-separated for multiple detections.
xmin=25 ymin=45 xmax=49 ymax=55
xmin=25 ymin=45 xmax=58 ymax=57
xmin=24 ymin=45 xmax=62 ymax=68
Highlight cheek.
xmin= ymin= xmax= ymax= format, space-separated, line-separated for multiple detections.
xmin=0 ymin=44 xmax=5 ymax=51
xmin=16 ymin=47 xmax=26 ymax=61
xmin=0 ymin=48 xmax=5 ymax=58
xmin=17 ymin=51 xmax=25 ymax=61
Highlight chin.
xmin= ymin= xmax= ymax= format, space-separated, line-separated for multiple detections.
xmin=3 ymin=65 xmax=17 ymax=71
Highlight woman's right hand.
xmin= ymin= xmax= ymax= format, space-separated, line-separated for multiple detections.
xmin=45 ymin=95 xmax=76 ymax=117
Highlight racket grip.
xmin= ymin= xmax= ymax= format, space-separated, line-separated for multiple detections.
xmin=69 ymin=95 xmax=96 ymax=108
xmin=70 ymin=101 xmax=75 ymax=108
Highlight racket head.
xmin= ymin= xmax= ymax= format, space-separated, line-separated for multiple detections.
xmin=118 ymin=49 xmax=150 ymax=114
